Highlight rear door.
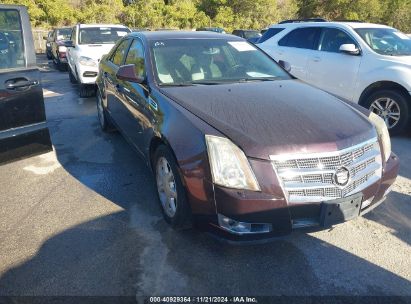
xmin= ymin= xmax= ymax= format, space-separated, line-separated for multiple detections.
xmin=118 ymin=38 xmax=152 ymax=153
xmin=275 ymin=27 xmax=321 ymax=80
xmin=0 ymin=5 xmax=52 ymax=164
xmin=102 ymin=38 xmax=132 ymax=128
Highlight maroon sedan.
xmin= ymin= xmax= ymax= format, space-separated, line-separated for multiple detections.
xmin=96 ymin=31 xmax=399 ymax=242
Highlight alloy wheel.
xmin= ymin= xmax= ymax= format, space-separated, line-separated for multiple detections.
xmin=156 ymin=156 xmax=178 ymax=218
xmin=370 ymin=97 xmax=401 ymax=129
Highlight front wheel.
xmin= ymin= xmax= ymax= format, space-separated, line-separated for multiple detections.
xmin=154 ymin=145 xmax=192 ymax=229
xmin=79 ymin=84 xmax=96 ymax=98
xmin=363 ymin=90 xmax=410 ymax=135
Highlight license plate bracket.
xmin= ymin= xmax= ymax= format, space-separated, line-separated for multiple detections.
xmin=320 ymin=193 xmax=363 ymax=228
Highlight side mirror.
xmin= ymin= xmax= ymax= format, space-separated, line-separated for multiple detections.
xmin=116 ymin=64 xmax=145 ymax=83
xmin=339 ymin=44 xmax=360 ymax=55
xmin=278 ymin=60 xmax=291 ymax=72
xmin=64 ymin=40 xmax=74 ymax=48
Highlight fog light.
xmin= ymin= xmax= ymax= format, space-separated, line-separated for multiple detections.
xmin=218 ymin=214 xmax=271 ymax=235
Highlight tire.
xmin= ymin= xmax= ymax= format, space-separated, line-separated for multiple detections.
xmin=79 ymin=84 xmax=96 ymax=98
xmin=68 ymin=67 xmax=77 ymax=84
xmin=153 ymin=145 xmax=192 ymax=230
xmin=363 ymin=89 xmax=410 ymax=136
xmin=96 ymin=89 xmax=115 ymax=132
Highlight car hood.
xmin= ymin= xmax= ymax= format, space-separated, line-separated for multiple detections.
xmin=160 ymin=80 xmax=377 ymax=160
xmin=76 ymin=44 xmax=115 ymax=61
xmin=379 ymin=54 xmax=411 ymax=66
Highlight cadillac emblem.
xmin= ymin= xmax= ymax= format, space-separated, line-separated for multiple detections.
xmin=333 ymin=167 xmax=350 ymax=187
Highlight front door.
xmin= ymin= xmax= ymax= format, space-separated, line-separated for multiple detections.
xmin=307 ymin=27 xmax=362 ymax=102
xmin=0 ymin=5 xmax=52 ymax=164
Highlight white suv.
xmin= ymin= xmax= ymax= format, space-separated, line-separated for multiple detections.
xmin=259 ymin=21 xmax=411 ymax=135
xmin=67 ymin=24 xmax=130 ymax=97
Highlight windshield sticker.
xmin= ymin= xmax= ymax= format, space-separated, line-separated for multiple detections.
xmin=228 ymin=41 xmax=256 ymax=52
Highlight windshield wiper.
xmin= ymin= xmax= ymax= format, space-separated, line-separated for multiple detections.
xmin=237 ymin=77 xmax=279 ymax=82
xmin=159 ymin=82 xmax=195 ymax=87
xmin=159 ymin=80 xmax=225 ymax=86
xmin=190 ymin=80 xmax=226 ymax=85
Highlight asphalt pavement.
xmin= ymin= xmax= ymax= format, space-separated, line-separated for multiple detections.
xmin=0 ymin=55 xmax=410 ymax=298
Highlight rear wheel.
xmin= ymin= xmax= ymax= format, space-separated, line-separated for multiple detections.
xmin=363 ymin=89 xmax=410 ymax=135
xmin=154 ymin=145 xmax=192 ymax=229
xmin=96 ymin=89 xmax=114 ymax=132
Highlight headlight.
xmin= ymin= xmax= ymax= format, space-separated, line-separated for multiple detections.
xmin=58 ymin=45 xmax=67 ymax=52
xmin=369 ymin=112 xmax=391 ymax=162
xmin=205 ymin=135 xmax=260 ymax=191
xmin=79 ymin=56 xmax=97 ymax=67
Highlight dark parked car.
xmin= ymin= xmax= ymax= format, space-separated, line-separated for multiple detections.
xmin=46 ymin=27 xmax=72 ymax=71
xmin=96 ymin=31 xmax=398 ymax=242
xmin=45 ymin=30 xmax=53 ymax=59
xmin=196 ymin=27 xmax=226 ymax=34
xmin=232 ymin=29 xmax=262 ymax=43
xmin=0 ymin=4 xmax=52 ymax=164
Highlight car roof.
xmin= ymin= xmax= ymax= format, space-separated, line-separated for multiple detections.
xmin=78 ymin=24 xmax=129 ymax=29
xmin=269 ymin=21 xmax=392 ymax=30
xmin=130 ymin=30 xmax=243 ymax=41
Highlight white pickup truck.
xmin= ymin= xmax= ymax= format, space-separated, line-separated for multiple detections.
xmin=66 ymin=24 xmax=130 ymax=97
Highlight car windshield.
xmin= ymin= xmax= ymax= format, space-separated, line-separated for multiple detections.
xmin=79 ymin=27 xmax=130 ymax=45
xmin=151 ymin=39 xmax=290 ymax=86
xmin=244 ymin=31 xmax=262 ymax=39
xmin=56 ymin=28 xmax=72 ymax=41
xmin=355 ymin=28 xmax=411 ymax=56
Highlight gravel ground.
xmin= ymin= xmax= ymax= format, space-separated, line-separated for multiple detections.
xmin=0 ymin=55 xmax=410 ymax=298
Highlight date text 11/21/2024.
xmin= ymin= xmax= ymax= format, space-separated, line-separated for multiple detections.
xmin=149 ymin=297 xmax=258 ymax=303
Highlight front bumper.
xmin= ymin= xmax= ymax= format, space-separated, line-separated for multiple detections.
xmin=76 ymin=64 xmax=98 ymax=84
xmin=203 ymin=153 xmax=399 ymax=242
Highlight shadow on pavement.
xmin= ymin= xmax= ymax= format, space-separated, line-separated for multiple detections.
xmin=364 ymin=190 xmax=411 ymax=246
xmin=0 ymin=210 xmax=411 ymax=296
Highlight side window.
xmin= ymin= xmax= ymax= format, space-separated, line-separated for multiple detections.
xmin=278 ymin=28 xmax=320 ymax=50
xmin=110 ymin=39 xmax=130 ymax=66
xmin=0 ymin=9 xmax=25 ymax=69
xmin=319 ymin=28 xmax=357 ymax=53
xmin=125 ymin=39 xmax=145 ymax=78
xmin=258 ymin=28 xmax=285 ymax=43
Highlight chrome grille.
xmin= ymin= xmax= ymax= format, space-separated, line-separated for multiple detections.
xmin=270 ymin=139 xmax=382 ymax=203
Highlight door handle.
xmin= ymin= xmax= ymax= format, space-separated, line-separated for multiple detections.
xmin=5 ymin=79 xmax=39 ymax=90
xmin=313 ymin=57 xmax=321 ymax=62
